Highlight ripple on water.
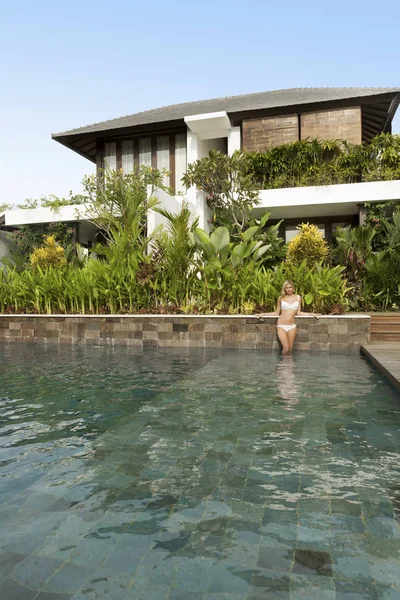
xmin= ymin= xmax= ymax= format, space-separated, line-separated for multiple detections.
xmin=0 ymin=345 xmax=400 ymax=599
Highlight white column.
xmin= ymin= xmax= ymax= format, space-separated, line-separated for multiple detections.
xmin=228 ymin=126 xmax=241 ymax=154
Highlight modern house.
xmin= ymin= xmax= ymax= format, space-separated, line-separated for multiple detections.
xmin=1 ymin=87 xmax=400 ymax=251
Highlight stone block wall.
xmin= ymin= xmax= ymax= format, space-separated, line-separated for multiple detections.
xmin=241 ymin=106 xmax=362 ymax=151
xmin=242 ymin=114 xmax=299 ymax=151
xmin=300 ymin=107 xmax=362 ymax=145
xmin=0 ymin=315 xmax=370 ymax=353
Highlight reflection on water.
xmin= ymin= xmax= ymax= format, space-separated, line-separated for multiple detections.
xmin=275 ymin=355 xmax=299 ymax=409
xmin=0 ymin=345 xmax=400 ymax=599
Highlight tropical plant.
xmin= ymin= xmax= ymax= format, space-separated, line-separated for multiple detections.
xmin=182 ymin=150 xmax=260 ymax=237
xmin=82 ymin=167 xmax=165 ymax=247
xmin=286 ymin=223 xmax=329 ymax=267
xmin=29 ymin=235 xmax=67 ymax=270
xmin=245 ymin=134 xmax=400 ymax=190
xmin=152 ymin=203 xmax=199 ymax=306
xmin=6 ymin=222 xmax=74 ymax=270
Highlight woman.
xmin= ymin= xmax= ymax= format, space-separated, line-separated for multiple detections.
xmin=258 ymin=280 xmax=318 ymax=354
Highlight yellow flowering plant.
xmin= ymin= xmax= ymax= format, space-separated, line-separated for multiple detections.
xmin=29 ymin=235 xmax=67 ymax=270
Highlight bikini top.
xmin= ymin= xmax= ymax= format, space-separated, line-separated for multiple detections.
xmin=281 ymin=296 xmax=299 ymax=311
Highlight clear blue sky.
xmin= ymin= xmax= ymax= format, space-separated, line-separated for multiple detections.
xmin=1 ymin=0 xmax=400 ymax=205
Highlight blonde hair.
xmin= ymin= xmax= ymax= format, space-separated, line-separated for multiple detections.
xmin=281 ymin=280 xmax=295 ymax=296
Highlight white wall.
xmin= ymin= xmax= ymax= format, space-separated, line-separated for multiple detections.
xmin=185 ymin=131 xmax=224 ymax=232
xmin=228 ymin=126 xmax=241 ymax=154
xmin=147 ymin=187 xmax=197 ymax=236
xmin=255 ymin=180 xmax=400 ymax=220
xmin=4 ymin=205 xmax=90 ymax=226
xmin=0 ymin=231 xmax=9 ymax=264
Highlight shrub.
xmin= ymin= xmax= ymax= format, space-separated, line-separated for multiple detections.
xmin=29 ymin=235 xmax=67 ymax=270
xmin=286 ymin=223 xmax=329 ymax=267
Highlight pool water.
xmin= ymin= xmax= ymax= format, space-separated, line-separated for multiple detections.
xmin=0 ymin=345 xmax=400 ymax=600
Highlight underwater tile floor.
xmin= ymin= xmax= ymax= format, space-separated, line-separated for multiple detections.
xmin=0 ymin=345 xmax=399 ymax=599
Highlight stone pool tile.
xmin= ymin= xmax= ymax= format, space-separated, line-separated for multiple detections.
xmin=365 ymin=537 xmax=400 ymax=560
xmin=134 ymin=549 xmax=175 ymax=585
xmin=370 ymin=558 xmax=400 ymax=588
xmin=165 ymin=556 xmax=219 ymax=592
xmin=168 ymin=588 xmax=204 ymax=600
xmin=23 ymin=491 xmax=60 ymax=512
xmin=335 ymin=579 xmax=379 ymax=599
xmin=292 ymin=549 xmax=333 ymax=577
xmin=298 ymin=512 xmax=331 ymax=530
xmin=1 ymin=528 xmax=49 ymax=556
xmin=69 ymin=567 xmax=132 ymax=600
xmin=331 ymin=514 xmax=366 ymax=535
xmin=248 ymin=568 xmax=291 ymax=599
xmin=69 ymin=538 xmax=116 ymax=568
xmin=0 ymin=503 xmax=21 ymax=522
xmin=362 ymin=501 xmax=395 ymax=518
xmin=206 ymin=562 xmax=252 ymax=594
xmin=232 ymin=520 xmax=262 ymax=546
xmin=11 ymin=554 xmax=65 ymax=592
xmin=261 ymin=522 xmax=299 ymax=546
xmin=222 ymin=541 xmax=259 ymax=568
xmin=262 ymin=507 xmax=299 ymax=526
xmin=332 ymin=556 xmax=372 ymax=582
xmin=33 ymin=535 xmax=78 ymax=561
xmin=203 ymin=594 xmax=248 ymax=600
xmin=331 ymin=498 xmax=362 ymax=516
xmin=260 ymin=534 xmax=293 ymax=550
xmin=257 ymin=546 xmax=294 ymax=572
xmin=127 ymin=577 xmax=170 ymax=600
xmin=52 ymin=514 xmax=94 ymax=540
xmin=290 ymin=573 xmax=336 ymax=599
xmin=298 ymin=498 xmax=331 ymax=515
xmin=374 ymin=585 xmax=400 ymax=600
xmin=0 ymin=578 xmax=37 ymax=600
xmin=0 ymin=551 xmax=26 ymax=581
xmin=366 ymin=517 xmax=400 ymax=539
xmin=103 ymin=534 xmax=154 ymax=575
xmin=34 ymin=593 xmax=73 ymax=600
xmin=43 ymin=562 xmax=95 ymax=594
xmin=228 ymin=499 xmax=265 ymax=522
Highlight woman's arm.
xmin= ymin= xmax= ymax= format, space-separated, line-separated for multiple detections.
xmin=258 ymin=297 xmax=281 ymax=317
xmin=296 ymin=296 xmax=319 ymax=319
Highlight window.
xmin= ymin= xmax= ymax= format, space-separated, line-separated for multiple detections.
xmin=157 ymin=136 xmax=170 ymax=185
xmin=121 ymin=140 xmax=134 ymax=173
xmin=103 ymin=142 xmax=116 ymax=170
xmin=175 ymin=134 xmax=187 ymax=194
xmin=101 ymin=133 xmax=187 ymax=193
xmin=139 ymin=138 xmax=152 ymax=167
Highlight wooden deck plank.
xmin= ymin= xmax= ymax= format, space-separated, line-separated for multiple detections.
xmin=361 ymin=342 xmax=400 ymax=391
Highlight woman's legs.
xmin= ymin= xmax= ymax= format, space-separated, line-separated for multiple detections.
xmin=277 ymin=327 xmax=290 ymax=354
xmin=287 ymin=326 xmax=297 ymax=352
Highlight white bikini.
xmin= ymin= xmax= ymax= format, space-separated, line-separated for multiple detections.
xmin=277 ymin=296 xmax=299 ymax=332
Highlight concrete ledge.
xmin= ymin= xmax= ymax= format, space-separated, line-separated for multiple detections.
xmin=361 ymin=343 xmax=400 ymax=391
xmin=0 ymin=315 xmax=370 ymax=353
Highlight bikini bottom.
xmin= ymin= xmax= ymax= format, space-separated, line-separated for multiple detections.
xmin=277 ymin=324 xmax=297 ymax=332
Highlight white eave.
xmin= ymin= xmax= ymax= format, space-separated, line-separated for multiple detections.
xmin=184 ymin=111 xmax=232 ymax=140
xmin=255 ymin=180 xmax=400 ymax=219
xmin=2 ymin=205 xmax=89 ymax=227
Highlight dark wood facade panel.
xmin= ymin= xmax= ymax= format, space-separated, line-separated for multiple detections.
xmin=242 ymin=114 xmax=299 ymax=151
xmin=300 ymin=106 xmax=362 ymax=144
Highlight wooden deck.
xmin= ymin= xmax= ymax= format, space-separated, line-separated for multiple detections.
xmin=370 ymin=313 xmax=400 ymax=342
xmin=361 ymin=342 xmax=400 ymax=391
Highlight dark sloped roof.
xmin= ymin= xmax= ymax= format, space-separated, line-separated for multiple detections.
xmin=52 ymin=87 xmax=400 ymax=162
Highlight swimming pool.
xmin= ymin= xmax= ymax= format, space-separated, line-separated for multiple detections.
xmin=0 ymin=345 xmax=399 ymax=600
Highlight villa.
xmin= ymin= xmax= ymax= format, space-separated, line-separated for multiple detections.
xmin=1 ymin=87 xmax=400 ymax=247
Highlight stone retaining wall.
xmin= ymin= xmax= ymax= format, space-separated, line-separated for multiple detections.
xmin=0 ymin=315 xmax=370 ymax=353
